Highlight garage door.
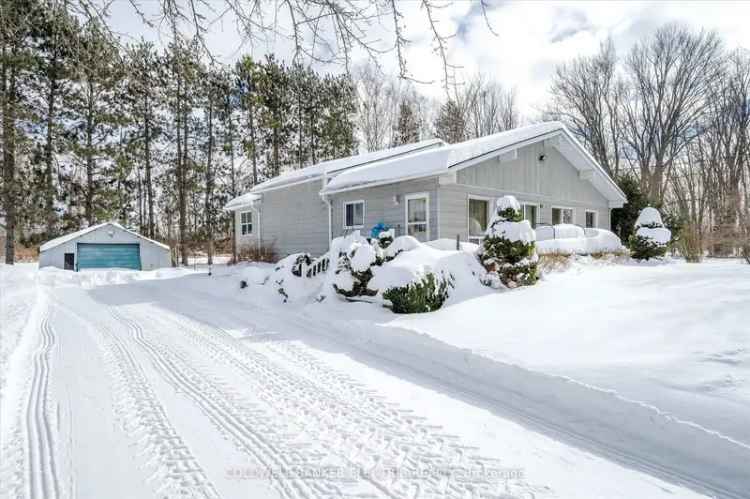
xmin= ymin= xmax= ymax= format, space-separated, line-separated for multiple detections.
xmin=77 ymin=243 xmax=141 ymax=270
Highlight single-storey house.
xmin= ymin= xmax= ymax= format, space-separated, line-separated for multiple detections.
xmin=39 ymin=222 xmax=171 ymax=271
xmin=225 ymin=122 xmax=627 ymax=257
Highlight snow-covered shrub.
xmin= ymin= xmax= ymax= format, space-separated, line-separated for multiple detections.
xmin=271 ymin=253 xmax=320 ymax=302
xmin=328 ymin=232 xmax=380 ymax=299
xmin=376 ymin=228 xmax=395 ymax=250
xmin=383 ymin=235 xmax=420 ymax=261
xmin=478 ymin=196 xmax=538 ymax=288
xmin=628 ymin=207 xmax=671 ymax=260
xmin=382 ymin=272 xmax=453 ymax=314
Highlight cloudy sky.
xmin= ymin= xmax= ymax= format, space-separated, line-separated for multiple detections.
xmin=110 ymin=0 xmax=750 ymax=116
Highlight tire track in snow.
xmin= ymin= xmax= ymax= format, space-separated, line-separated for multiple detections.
xmin=109 ymin=307 xmax=335 ymax=499
xmin=90 ymin=311 xmax=220 ymax=499
xmin=132 ymin=306 xmax=530 ymax=499
xmin=24 ymin=307 xmax=61 ymax=499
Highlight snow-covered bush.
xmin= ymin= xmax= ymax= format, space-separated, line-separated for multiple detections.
xmin=382 ymin=272 xmax=452 ymax=314
xmin=271 ymin=253 xmax=320 ymax=302
xmin=383 ymin=235 xmax=420 ymax=261
xmin=478 ymin=196 xmax=538 ymax=288
xmin=629 ymin=207 xmax=671 ymax=260
xmin=331 ymin=235 xmax=379 ymax=299
xmin=376 ymin=228 xmax=395 ymax=250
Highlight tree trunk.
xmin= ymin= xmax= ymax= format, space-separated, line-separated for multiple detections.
xmin=205 ymin=100 xmax=214 ymax=266
xmin=180 ymin=104 xmax=189 ymax=266
xmin=145 ymin=93 xmax=154 ymax=238
xmin=85 ymin=82 xmax=94 ymax=225
xmin=228 ymin=111 xmax=238 ymax=264
xmin=44 ymin=59 xmax=58 ymax=236
xmin=2 ymin=46 xmax=17 ymax=264
xmin=248 ymin=99 xmax=258 ymax=185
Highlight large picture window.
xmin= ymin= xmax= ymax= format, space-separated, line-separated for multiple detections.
xmin=522 ymin=203 xmax=538 ymax=228
xmin=552 ymin=207 xmax=574 ymax=225
xmin=585 ymin=210 xmax=598 ymax=228
xmin=406 ymin=194 xmax=429 ymax=242
xmin=240 ymin=211 xmax=253 ymax=235
xmin=344 ymin=200 xmax=364 ymax=229
xmin=468 ymin=197 xmax=489 ymax=243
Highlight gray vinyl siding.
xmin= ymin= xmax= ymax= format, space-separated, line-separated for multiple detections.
xmin=330 ymin=178 xmax=439 ymax=241
xmin=440 ymin=142 xmax=611 ymax=241
xmin=236 ymin=179 xmax=329 ymax=257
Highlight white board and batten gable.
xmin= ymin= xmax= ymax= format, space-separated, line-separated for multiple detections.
xmin=320 ymin=122 xmax=626 ymax=208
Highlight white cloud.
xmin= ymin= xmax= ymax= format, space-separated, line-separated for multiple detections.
xmin=107 ymin=0 xmax=750 ymax=117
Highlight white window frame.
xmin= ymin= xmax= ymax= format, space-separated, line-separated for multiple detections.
xmin=551 ymin=205 xmax=575 ymax=225
xmin=585 ymin=209 xmax=598 ymax=229
xmin=467 ymin=194 xmax=492 ymax=244
xmin=521 ymin=202 xmax=540 ymax=228
xmin=240 ymin=211 xmax=253 ymax=235
xmin=343 ymin=200 xmax=365 ymax=230
xmin=405 ymin=192 xmax=430 ymax=241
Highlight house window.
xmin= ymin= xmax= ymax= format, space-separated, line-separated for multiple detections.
xmin=552 ymin=207 xmax=574 ymax=225
xmin=240 ymin=211 xmax=253 ymax=235
xmin=522 ymin=204 xmax=538 ymax=228
xmin=344 ymin=200 xmax=364 ymax=229
xmin=585 ymin=210 xmax=598 ymax=228
xmin=406 ymin=193 xmax=429 ymax=242
xmin=468 ymin=197 xmax=489 ymax=243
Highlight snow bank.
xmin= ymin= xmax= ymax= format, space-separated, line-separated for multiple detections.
xmin=303 ymin=304 xmax=750 ymax=499
xmin=537 ymin=229 xmax=625 ymax=255
xmin=383 ymin=235 xmax=421 ymax=259
xmin=536 ymin=224 xmax=584 ymax=241
xmin=238 ymin=264 xmax=270 ymax=285
xmin=425 ymin=239 xmax=479 ymax=253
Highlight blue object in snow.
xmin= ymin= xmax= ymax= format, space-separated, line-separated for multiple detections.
xmin=371 ymin=222 xmax=391 ymax=239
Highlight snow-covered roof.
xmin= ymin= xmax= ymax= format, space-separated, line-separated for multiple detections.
xmin=40 ymin=222 xmax=170 ymax=252
xmin=322 ymin=122 xmax=627 ymax=205
xmin=224 ymin=192 xmax=261 ymax=212
xmin=251 ymin=139 xmax=445 ymax=193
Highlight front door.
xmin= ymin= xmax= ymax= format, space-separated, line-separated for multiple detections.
xmin=64 ymin=252 xmax=75 ymax=270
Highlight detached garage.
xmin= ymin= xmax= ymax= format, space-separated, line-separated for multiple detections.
xmin=39 ymin=222 xmax=171 ymax=271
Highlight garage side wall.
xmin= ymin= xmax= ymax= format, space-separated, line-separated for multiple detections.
xmin=39 ymin=225 xmax=171 ymax=270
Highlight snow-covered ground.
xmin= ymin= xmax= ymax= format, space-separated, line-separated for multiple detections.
xmin=390 ymin=258 xmax=750 ymax=446
xmin=0 ymin=261 xmax=725 ymax=499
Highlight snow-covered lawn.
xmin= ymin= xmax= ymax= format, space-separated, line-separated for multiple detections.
xmin=390 ymin=258 xmax=750 ymax=445
xmin=1 ymin=259 xmax=747 ymax=499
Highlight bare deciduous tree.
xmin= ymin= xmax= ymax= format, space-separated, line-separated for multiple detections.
xmin=621 ymin=24 xmax=722 ymax=203
xmin=546 ymin=39 xmax=623 ymax=177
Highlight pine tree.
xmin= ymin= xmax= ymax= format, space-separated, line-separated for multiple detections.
xmin=1 ymin=0 xmax=38 ymax=263
xmin=125 ymin=40 xmax=163 ymax=238
xmin=257 ymin=55 xmax=292 ymax=179
xmin=434 ymin=99 xmax=466 ymax=144
xmin=69 ymin=20 xmax=124 ymax=226
xmin=29 ymin=3 xmax=79 ymax=237
xmin=236 ymin=56 xmax=262 ymax=185
xmin=392 ymin=100 xmax=420 ymax=146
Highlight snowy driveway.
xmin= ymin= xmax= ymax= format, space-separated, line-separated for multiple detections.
xmin=0 ymin=265 xmax=721 ymax=498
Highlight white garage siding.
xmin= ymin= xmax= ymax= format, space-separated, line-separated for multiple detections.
xmin=39 ymin=223 xmax=171 ymax=270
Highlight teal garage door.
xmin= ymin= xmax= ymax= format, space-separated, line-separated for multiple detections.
xmin=77 ymin=243 xmax=141 ymax=270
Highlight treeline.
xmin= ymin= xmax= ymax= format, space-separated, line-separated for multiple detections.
xmin=1 ymin=0 xmax=356 ymax=263
xmin=545 ymin=25 xmax=749 ymax=259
